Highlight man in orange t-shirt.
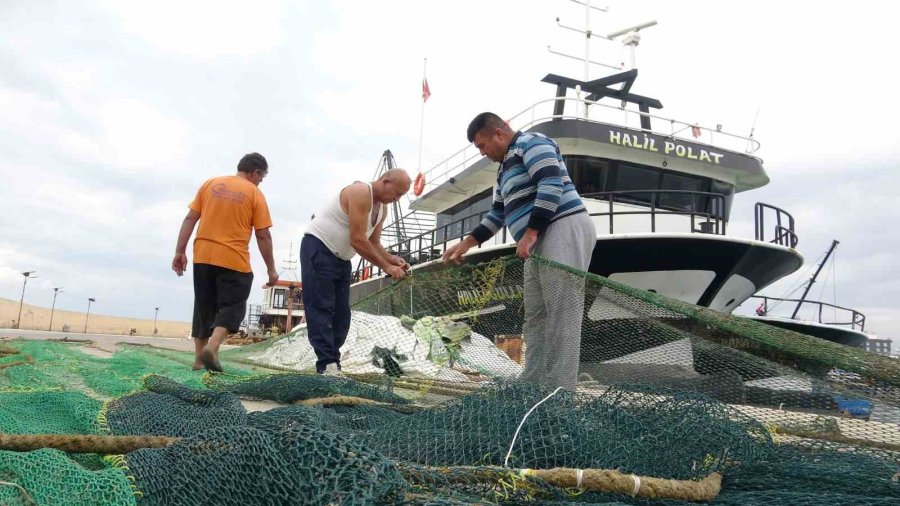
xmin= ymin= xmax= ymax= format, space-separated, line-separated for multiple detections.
xmin=172 ymin=152 xmax=279 ymax=372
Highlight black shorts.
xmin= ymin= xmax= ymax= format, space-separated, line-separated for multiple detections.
xmin=192 ymin=263 xmax=254 ymax=339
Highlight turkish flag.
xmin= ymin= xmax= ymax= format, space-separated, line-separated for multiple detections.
xmin=422 ymin=78 xmax=431 ymax=102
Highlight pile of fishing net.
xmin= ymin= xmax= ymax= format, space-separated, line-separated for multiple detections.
xmin=0 ymin=255 xmax=896 ymax=504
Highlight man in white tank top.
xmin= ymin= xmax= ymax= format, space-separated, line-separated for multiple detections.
xmin=301 ymin=169 xmax=412 ymax=374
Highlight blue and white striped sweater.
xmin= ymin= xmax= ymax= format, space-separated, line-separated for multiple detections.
xmin=471 ymin=131 xmax=586 ymax=243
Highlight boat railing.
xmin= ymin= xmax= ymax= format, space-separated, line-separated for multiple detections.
xmin=258 ymin=298 xmax=304 ymax=314
xmin=352 ymin=210 xmax=499 ymax=282
xmin=353 ymin=189 xmax=734 ymax=282
xmin=754 ymin=203 xmax=799 ymax=249
xmin=419 ymin=96 xmax=762 ymax=195
xmin=750 ymin=295 xmax=866 ymax=332
xmin=583 ymin=190 xmax=727 ymax=235
xmin=263 ymin=299 xmax=304 ymax=312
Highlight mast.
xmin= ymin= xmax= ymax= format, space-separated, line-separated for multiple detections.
xmin=278 ymin=243 xmax=301 ymax=333
xmin=279 ymin=242 xmax=300 ymax=282
xmin=372 ymin=149 xmax=407 ymax=245
xmin=548 ymin=2 xmax=656 ymax=122
xmin=791 ymin=240 xmax=839 ymax=319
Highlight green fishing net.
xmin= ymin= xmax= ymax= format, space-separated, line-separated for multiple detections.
xmin=0 ymin=255 xmax=896 ymax=505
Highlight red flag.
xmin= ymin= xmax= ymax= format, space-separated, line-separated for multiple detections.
xmin=422 ymin=77 xmax=431 ymax=102
xmin=691 ymin=125 xmax=701 ymax=138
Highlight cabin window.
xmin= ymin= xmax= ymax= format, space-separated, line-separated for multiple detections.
xmin=614 ymin=163 xmax=660 ymax=205
xmin=435 ymin=222 xmax=446 ymax=243
xmin=463 ymin=215 xmax=481 ymax=233
xmin=447 ymin=221 xmax=463 ymax=241
xmin=563 ymin=154 xmax=734 ymax=219
xmin=273 ymin=289 xmax=286 ymax=309
xmin=709 ymin=179 xmax=734 ymax=218
xmin=659 ymin=173 xmax=707 ymax=211
xmin=435 ymin=188 xmax=493 ymax=243
xmin=564 ymin=155 xmax=610 ymax=195
xmin=470 ymin=194 xmax=493 ymax=214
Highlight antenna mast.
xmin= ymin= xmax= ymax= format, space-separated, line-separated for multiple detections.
xmin=549 ymin=1 xmax=656 ymax=119
xmin=279 ymin=242 xmax=300 ymax=282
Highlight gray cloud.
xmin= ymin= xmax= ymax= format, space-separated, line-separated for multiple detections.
xmin=731 ymin=162 xmax=900 ymax=343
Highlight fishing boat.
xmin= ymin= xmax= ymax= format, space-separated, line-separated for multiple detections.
xmin=349 ymin=5 xmax=803 ymax=317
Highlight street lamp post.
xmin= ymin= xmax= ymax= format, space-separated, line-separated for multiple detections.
xmin=49 ymin=287 xmax=64 ymax=331
xmin=153 ymin=307 xmax=160 ymax=335
xmin=15 ymin=271 xmax=37 ymax=330
xmin=84 ymin=298 xmax=95 ymax=333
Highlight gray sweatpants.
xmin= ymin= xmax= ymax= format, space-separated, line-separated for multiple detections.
xmin=519 ymin=212 xmax=596 ymax=391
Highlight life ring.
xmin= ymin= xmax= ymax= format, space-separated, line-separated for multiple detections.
xmin=361 ymin=266 xmax=371 ymax=281
xmin=413 ymin=172 xmax=426 ymax=196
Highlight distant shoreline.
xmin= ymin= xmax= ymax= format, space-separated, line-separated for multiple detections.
xmin=0 ymin=297 xmax=190 ymax=338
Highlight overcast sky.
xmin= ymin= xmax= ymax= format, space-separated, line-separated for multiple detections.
xmin=1 ymin=1 xmax=897 ymax=346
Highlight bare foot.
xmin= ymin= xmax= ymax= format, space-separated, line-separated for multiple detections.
xmin=200 ymin=347 xmax=223 ymax=373
xmin=191 ymin=362 xmax=204 ymax=371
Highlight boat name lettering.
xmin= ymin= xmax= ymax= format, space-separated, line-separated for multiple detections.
xmin=608 ymin=131 xmax=724 ymax=164
xmin=457 ymin=285 xmax=524 ymax=306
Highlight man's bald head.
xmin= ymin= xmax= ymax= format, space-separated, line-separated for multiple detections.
xmin=381 ymin=168 xmax=411 ymax=185
xmin=374 ymin=168 xmax=412 ymax=203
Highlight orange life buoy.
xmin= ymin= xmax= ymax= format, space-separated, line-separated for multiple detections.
xmin=413 ymin=172 xmax=426 ymax=196
xmin=361 ymin=266 xmax=371 ymax=281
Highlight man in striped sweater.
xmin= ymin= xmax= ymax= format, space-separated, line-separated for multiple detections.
xmin=443 ymin=112 xmax=596 ymax=390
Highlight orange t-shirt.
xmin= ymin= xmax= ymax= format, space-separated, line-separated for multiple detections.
xmin=189 ymin=175 xmax=273 ymax=273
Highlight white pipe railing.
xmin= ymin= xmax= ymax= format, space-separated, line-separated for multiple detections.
xmin=418 ymin=96 xmax=762 ymax=195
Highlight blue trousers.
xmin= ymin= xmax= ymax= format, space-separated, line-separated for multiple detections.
xmin=300 ymin=234 xmax=352 ymax=373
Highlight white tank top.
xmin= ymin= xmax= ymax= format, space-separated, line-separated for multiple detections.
xmin=305 ymin=182 xmax=385 ymax=261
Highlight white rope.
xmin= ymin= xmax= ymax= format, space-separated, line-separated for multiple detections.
xmin=0 ymin=480 xmax=34 ymax=505
xmin=504 ymin=386 xmax=564 ymax=467
xmin=631 ymin=474 xmax=642 ymax=497
xmin=576 ymin=469 xmax=584 ymax=489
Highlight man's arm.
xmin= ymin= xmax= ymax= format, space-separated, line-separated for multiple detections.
xmin=346 ymin=185 xmax=406 ymax=279
xmin=368 ymin=213 xmax=409 ymax=270
xmin=523 ymin=139 xmax=563 ymax=234
xmin=254 ymin=227 xmax=279 ymax=287
xmin=516 ymin=138 xmax=564 ymax=258
xmin=443 ymin=183 xmax=503 ymax=264
xmin=470 ymin=183 xmax=505 ymax=245
xmin=172 ymin=209 xmax=201 ymax=276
